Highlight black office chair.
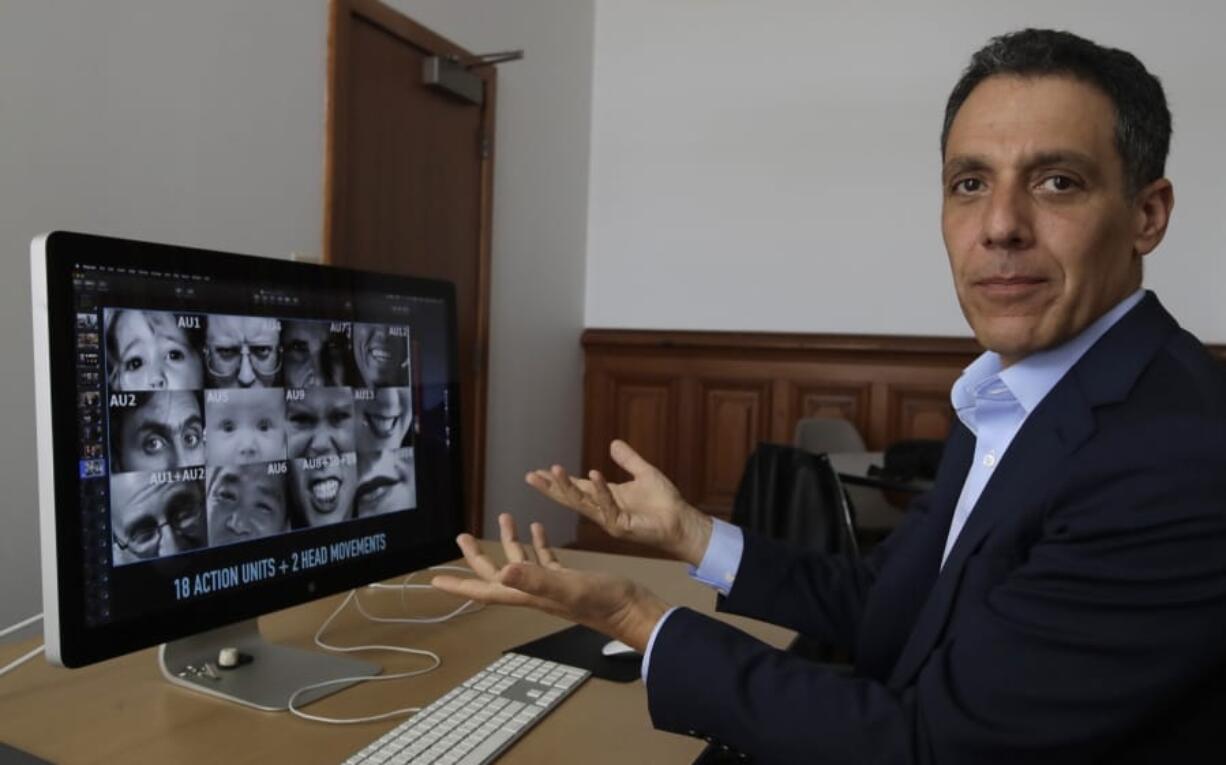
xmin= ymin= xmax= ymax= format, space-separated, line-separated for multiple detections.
xmin=693 ymin=443 xmax=860 ymax=765
xmin=730 ymin=441 xmax=859 ymax=559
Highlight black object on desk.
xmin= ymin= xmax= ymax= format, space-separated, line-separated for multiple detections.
xmin=0 ymin=742 xmax=53 ymax=765
xmin=507 ymin=624 xmax=641 ymax=683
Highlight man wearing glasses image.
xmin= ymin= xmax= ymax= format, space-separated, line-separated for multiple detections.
xmin=110 ymin=472 xmax=207 ymax=565
xmin=204 ymin=315 xmax=282 ymax=388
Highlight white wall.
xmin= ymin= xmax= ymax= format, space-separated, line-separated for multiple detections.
xmin=586 ymin=0 xmax=1226 ymax=342
xmin=0 ymin=0 xmax=594 ymax=629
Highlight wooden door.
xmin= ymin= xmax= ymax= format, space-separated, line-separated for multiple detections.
xmin=325 ymin=0 xmax=494 ymax=535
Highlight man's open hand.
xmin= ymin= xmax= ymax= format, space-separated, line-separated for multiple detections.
xmin=431 ymin=513 xmax=669 ymax=652
xmin=525 ymin=439 xmax=713 ymax=566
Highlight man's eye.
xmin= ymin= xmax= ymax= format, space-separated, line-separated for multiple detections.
xmin=1040 ymin=175 xmax=1077 ymax=192
xmin=182 ymin=428 xmax=203 ymax=448
xmin=251 ymin=346 xmax=273 ymax=361
xmin=214 ymin=346 xmax=239 ymax=361
xmin=142 ymin=434 xmax=168 ymax=454
xmin=124 ymin=356 xmax=145 ymax=372
xmin=952 ymin=178 xmax=983 ymax=194
xmin=287 ymin=340 xmax=310 ymax=357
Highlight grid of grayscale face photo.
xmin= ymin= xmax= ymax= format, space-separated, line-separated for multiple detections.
xmin=102 ymin=309 xmax=417 ymax=566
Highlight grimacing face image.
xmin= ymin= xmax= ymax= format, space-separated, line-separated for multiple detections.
xmin=285 ymin=387 xmax=356 ymax=459
xmin=290 ymin=453 xmax=357 ymax=527
xmin=283 ymin=319 xmax=348 ymax=388
xmin=106 ymin=309 xmax=204 ymax=391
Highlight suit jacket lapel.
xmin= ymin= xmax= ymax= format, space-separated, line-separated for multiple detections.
xmin=884 ymin=292 xmax=1177 ymax=691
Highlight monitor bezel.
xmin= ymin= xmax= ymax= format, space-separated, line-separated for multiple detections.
xmin=33 ymin=230 xmax=466 ymax=668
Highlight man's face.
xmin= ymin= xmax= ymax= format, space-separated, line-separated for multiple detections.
xmin=206 ymin=465 xmax=288 ymax=545
xmin=111 ymin=473 xmax=206 ymax=564
xmin=941 ymin=75 xmax=1150 ymax=365
xmin=117 ymin=392 xmax=205 ymax=472
xmin=205 ymin=316 xmax=281 ymax=388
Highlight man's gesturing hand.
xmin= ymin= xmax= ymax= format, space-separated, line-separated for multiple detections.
xmin=431 ymin=514 xmax=670 ymax=652
xmin=524 ymin=439 xmax=713 ymax=567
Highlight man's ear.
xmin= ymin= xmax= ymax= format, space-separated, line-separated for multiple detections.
xmin=1133 ymin=178 xmax=1174 ymax=257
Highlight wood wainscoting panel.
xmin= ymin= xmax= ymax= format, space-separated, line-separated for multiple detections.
xmin=696 ymin=380 xmax=773 ymax=517
xmin=576 ymin=329 xmax=1226 ymax=556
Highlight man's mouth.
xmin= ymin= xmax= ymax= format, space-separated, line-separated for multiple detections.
xmin=974 ymin=276 xmax=1047 ymax=297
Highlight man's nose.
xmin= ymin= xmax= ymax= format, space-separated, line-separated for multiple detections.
xmin=981 ymin=183 xmax=1034 ymax=250
xmin=237 ymin=354 xmax=256 ymax=387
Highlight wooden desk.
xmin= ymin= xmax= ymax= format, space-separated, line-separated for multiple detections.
xmin=0 ymin=542 xmax=792 ymax=764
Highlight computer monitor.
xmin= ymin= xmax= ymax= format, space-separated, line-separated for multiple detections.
xmin=31 ymin=231 xmax=466 ymax=709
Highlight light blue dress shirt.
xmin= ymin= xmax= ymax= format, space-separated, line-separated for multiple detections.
xmin=641 ymin=289 xmax=1146 ymax=681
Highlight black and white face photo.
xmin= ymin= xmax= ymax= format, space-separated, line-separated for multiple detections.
xmin=283 ymin=319 xmax=350 ymax=388
xmin=351 ymin=323 xmax=410 ymax=387
xmin=355 ymin=447 xmax=416 ymax=517
xmin=111 ymin=472 xmax=207 ymax=565
xmin=104 ymin=309 xmax=204 ymax=391
xmin=204 ymin=388 xmax=286 ymax=465
xmin=109 ymin=391 xmax=205 ymax=473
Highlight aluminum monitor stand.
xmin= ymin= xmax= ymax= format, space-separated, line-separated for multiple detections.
xmin=158 ymin=618 xmax=379 ymax=711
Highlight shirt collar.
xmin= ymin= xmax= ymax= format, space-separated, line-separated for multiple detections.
xmin=952 ymin=288 xmax=1147 ymax=420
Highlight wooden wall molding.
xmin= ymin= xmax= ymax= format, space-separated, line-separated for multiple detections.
xmin=577 ymin=327 xmax=1226 ymax=553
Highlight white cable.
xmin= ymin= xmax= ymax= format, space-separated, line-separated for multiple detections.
xmin=0 ymin=645 xmax=44 ymax=679
xmin=0 ymin=613 xmax=43 ymax=679
xmin=0 ymin=613 xmax=42 ymax=640
xmin=287 ymin=565 xmax=483 ymax=725
xmin=359 ymin=566 xmax=485 ymax=624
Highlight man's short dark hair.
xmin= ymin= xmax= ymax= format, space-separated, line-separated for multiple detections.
xmin=941 ymin=28 xmax=1171 ymax=197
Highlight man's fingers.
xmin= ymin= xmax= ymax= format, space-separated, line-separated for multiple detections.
xmin=456 ymin=533 xmax=501 ymax=581
xmin=432 ymin=574 xmax=542 ymax=609
xmin=588 ymin=470 xmax=622 ymax=528
xmin=499 ymin=562 xmax=575 ymax=605
xmin=498 ymin=513 xmax=528 ymax=563
xmin=609 ymin=439 xmax=654 ymax=479
xmin=531 ymin=522 xmax=563 ymax=569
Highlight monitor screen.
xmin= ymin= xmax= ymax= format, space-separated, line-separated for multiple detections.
xmin=33 ymin=231 xmax=465 ymax=668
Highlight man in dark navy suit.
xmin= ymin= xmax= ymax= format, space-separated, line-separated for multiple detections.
xmin=434 ymin=29 xmax=1226 ymax=763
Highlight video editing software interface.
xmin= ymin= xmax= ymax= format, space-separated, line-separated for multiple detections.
xmin=67 ymin=257 xmax=459 ymax=628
